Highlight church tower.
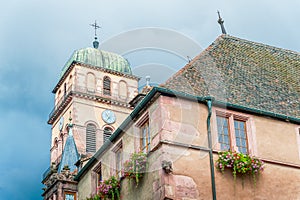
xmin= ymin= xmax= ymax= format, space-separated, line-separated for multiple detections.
xmin=48 ymin=43 xmax=139 ymax=167
xmin=42 ymin=25 xmax=139 ymax=199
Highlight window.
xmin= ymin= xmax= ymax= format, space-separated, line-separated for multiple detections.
xmin=297 ymin=127 xmax=300 ymax=160
xmin=118 ymin=80 xmax=128 ymax=99
xmin=103 ymin=127 xmax=113 ymax=144
xmin=215 ymin=110 xmax=250 ymax=154
xmin=113 ymin=141 xmax=123 ymax=178
xmin=93 ymin=162 xmax=102 ymax=188
xmin=86 ymin=123 xmax=96 ymax=153
xmin=64 ymin=192 xmax=76 ymax=200
xmin=87 ymin=72 xmax=96 ymax=93
xmin=136 ymin=113 xmax=150 ymax=153
xmin=140 ymin=121 xmax=150 ymax=153
xmin=103 ymin=76 xmax=111 ymax=96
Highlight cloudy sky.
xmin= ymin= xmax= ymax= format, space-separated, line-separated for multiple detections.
xmin=0 ymin=0 xmax=299 ymax=199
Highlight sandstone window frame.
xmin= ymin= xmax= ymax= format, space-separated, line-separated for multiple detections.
xmin=86 ymin=72 xmax=96 ymax=93
xmin=103 ymin=126 xmax=114 ymax=144
xmin=112 ymin=141 xmax=123 ymax=178
xmin=118 ymin=80 xmax=128 ymax=100
xmin=212 ymin=108 xmax=256 ymax=155
xmin=93 ymin=162 xmax=102 ymax=189
xmin=86 ymin=123 xmax=97 ymax=153
xmin=296 ymin=127 xmax=300 ymax=160
xmin=103 ymin=76 xmax=111 ymax=96
xmin=64 ymin=191 xmax=76 ymax=200
xmin=136 ymin=112 xmax=150 ymax=154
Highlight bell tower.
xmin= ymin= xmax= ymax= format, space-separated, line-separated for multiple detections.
xmin=46 ymin=26 xmax=139 ymax=170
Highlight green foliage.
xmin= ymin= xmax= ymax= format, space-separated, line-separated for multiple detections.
xmin=86 ymin=194 xmax=100 ymax=200
xmin=122 ymin=152 xmax=147 ymax=186
xmin=216 ymin=151 xmax=264 ymax=185
xmin=97 ymin=176 xmax=120 ymax=200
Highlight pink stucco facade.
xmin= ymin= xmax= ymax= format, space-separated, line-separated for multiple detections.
xmin=77 ymin=94 xmax=300 ymax=199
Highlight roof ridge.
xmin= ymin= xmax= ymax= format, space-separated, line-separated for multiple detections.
xmin=222 ymin=34 xmax=300 ymax=55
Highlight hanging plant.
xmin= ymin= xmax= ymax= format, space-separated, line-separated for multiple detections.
xmin=122 ymin=152 xmax=147 ymax=186
xmin=215 ymin=151 xmax=264 ymax=185
xmin=97 ymin=176 xmax=121 ymax=200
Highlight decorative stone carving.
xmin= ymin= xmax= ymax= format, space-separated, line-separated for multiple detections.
xmin=43 ymin=165 xmax=77 ymax=190
xmin=162 ymin=160 xmax=173 ymax=174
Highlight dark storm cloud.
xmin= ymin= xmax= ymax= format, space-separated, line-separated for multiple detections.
xmin=0 ymin=0 xmax=299 ymax=199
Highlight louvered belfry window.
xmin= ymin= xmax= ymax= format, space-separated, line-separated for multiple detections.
xmin=103 ymin=76 xmax=111 ymax=96
xmin=103 ymin=127 xmax=113 ymax=144
xmin=86 ymin=124 xmax=96 ymax=153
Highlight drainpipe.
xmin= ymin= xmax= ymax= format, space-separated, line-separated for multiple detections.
xmin=204 ymin=97 xmax=217 ymax=200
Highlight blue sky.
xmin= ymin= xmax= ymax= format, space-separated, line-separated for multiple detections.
xmin=0 ymin=0 xmax=299 ymax=199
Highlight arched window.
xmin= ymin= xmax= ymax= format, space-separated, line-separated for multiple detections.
xmin=87 ymin=73 xmax=96 ymax=92
xmin=86 ymin=123 xmax=96 ymax=153
xmin=119 ymin=80 xmax=128 ymax=100
xmin=103 ymin=76 xmax=111 ymax=96
xmin=103 ymin=127 xmax=113 ymax=144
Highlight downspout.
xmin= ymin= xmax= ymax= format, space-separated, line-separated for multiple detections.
xmin=204 ymin=97 xmax=217 ymax=200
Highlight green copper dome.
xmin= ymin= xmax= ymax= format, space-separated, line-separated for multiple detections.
xmin=61 ymin=47 xmax=132 ymax=77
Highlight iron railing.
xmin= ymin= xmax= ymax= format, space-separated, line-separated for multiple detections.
xmin=48 ymin=85 xmax=130 ymax=121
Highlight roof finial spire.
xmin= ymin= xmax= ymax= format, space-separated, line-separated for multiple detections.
xmin=217 ymin=11 xmax=227 ymax=34
xmin=146 ymin=76 xmax=150 ymax=87
xmin=90 ymin=20 xmax=101 ymax=49
xmin=68 ymin=111 xmax=73 ymax=136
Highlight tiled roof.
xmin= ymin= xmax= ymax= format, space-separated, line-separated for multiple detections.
xmin=60 ymin=47 xmax=132 ymax=77
xmin=163 ymin=34 xmax=300 ymax=118
xmin=58 ymin=128 xmax=79 ymax=173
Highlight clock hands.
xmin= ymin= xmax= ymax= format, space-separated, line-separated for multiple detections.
xmin=102 ymin=110 xmax=116 ymax=124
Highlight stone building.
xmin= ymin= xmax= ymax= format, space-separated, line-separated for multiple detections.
xmin=41 ymin=37 xmax=139 ymax=199
xmin=42 ymin=33 xmax=300 ymax=200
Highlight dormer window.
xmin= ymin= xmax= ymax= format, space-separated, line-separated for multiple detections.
xmin=103 ymin=76 xmax=111 ymax=96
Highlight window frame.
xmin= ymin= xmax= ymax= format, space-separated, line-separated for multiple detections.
xmin=86 ymin=123 xmax=97 ymax=153
xmin=103 ymin=76 xmax=111 ymax=96
xmin=64 ymin=191 xmax=76 ymax=200
xmin=103 ymin=126 xmax=113 ymax=144
xmin=212 ymin=108 xmax=255 ymax=155
xmin=112 ymin=141 xmax=123 ymax=178
xmin=93 ymin=162 xmax=102 ymax=188
xmin=296 ymin=127 xmax=300 ymax=160
xmin=136 ymin=113 xmax=150 ymax=154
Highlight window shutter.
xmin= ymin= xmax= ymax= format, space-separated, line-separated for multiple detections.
xmin=86 ymin=124 xmax=96 ymax=153
xmin=103 ymin=76 xmax=111 ymax=96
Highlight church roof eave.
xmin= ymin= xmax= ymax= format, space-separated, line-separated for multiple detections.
xmin=52 ymin=61 xmax=140 ymax=93
xmin=74 ymin=86 xmax=300 ymax=181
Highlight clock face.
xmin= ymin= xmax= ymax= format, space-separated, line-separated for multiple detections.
xmin=102 ymin=110 xmax=116 ymax=124
xmin=59 ymin=117 xmax=64 ymax=131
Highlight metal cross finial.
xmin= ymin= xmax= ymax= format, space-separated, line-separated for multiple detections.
xmin=217 ymin=11 xmax=227 ymax=34
xmin=90 ymin=20 xmax=101 ymax=37
xmin=217 ymin=10 xmax=221 ymax=19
